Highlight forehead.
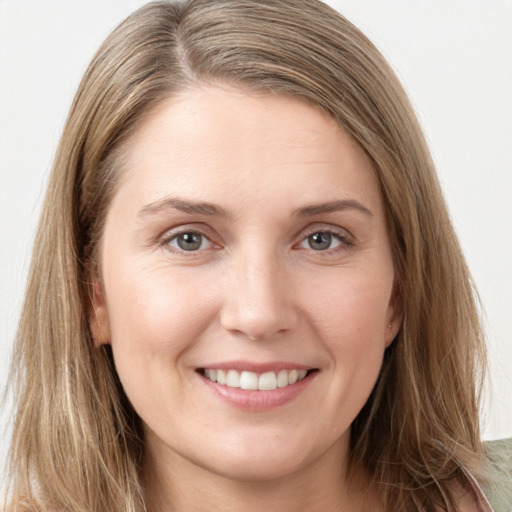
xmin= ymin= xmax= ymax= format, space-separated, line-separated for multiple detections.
xmin=111 ymin=85 xmax=383 ymax=217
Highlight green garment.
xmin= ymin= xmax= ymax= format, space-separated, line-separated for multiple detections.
xmin=486 ymin=438 xmax=512 ymax=512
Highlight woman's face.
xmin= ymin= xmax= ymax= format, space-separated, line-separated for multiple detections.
xmin=92 ymin=86 xmax=399 ymax=483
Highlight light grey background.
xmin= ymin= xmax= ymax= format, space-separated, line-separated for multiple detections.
xmin=1 ymin=0 xmax=511 ymax=473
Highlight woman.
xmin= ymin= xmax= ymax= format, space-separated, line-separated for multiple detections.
xmin=3 ymin=0 xmax=497 ymax=510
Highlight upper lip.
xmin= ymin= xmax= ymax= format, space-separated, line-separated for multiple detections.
xmin=197 ymin=361 xmax=315 ymax=373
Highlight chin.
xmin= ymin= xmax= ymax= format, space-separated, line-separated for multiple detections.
xmin=193 ymin=431 xmax=330 ymax=483
xmin=206 ymin=453 xmax=309 ymax=483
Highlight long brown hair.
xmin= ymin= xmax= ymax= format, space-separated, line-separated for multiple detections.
xmin=5 ymin=1 xmax=487 ymax=510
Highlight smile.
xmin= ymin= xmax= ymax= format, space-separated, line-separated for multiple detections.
xmin=202 ymin=368 xmax=309 ymax=390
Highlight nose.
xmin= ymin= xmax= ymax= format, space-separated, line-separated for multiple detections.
xmin=219 ymin=249 xmax=299 ymax=341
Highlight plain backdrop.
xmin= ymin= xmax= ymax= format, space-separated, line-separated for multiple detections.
xmin=1 ymin=0 xmax=511 ymax=472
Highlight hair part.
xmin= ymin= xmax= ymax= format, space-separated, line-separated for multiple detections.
xmin=5 ymin=1 xmax=487 ymax=511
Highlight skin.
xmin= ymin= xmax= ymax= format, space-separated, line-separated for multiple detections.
xmin=91 ymin=86 xmax=401 ymax=512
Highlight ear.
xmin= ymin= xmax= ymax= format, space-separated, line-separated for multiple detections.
xmin=384 ymin=279 xmax=403 ymax=347
xmin=87 ymin=266 xmax=111 ymax=347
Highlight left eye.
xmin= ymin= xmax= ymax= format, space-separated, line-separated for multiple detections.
xmin=299 ymin=231 xmax=343 ymax=251
xmin=168 ymin=232 xmax=213 ymax=251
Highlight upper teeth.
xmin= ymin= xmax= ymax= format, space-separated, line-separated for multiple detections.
xmin=203 ymin=369 xmax=308 ymax=390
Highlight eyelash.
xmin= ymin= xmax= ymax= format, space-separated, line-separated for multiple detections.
xmin=159 ymin=225 xmax=354 ymax=255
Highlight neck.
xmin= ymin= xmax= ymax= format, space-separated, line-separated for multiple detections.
xmin=141 ymin=440 xmax=382 ymax=512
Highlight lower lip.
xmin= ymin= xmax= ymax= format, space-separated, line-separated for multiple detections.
xmin=200 ymin=371 xmax=317 ymax=411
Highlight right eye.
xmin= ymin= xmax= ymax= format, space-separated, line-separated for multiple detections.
xmin=166 ymin=231 xmax=214 ymax=252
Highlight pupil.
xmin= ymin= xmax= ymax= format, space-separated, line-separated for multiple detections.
xmin=178 ymin=233 xmax=202 ymax=251
xmin=309 ymin=232 xmax=331 ymax=250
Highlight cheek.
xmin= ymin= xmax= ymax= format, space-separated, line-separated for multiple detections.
xmin=102 ymin=263 xmax=221 ymax=427
xmin=301 ymin=267 xmax=393 ymax=396
xmin=304 ymin=268 xmax=393 ymax=344
xmin=103 ymin=263 xmax=218 ymax=363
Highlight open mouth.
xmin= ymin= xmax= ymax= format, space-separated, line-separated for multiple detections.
xmin=198 ymin=368 xmax=317 ymax=391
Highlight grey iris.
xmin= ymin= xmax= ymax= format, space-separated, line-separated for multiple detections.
xmin=308 ymin=232 xmax=332 ymax=251
xmin=177 ymin=233 xmax=202 ymax=251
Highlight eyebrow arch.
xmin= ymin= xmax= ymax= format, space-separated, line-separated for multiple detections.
xmin=295 ymin=199 xmax=373 ymax=218
xmin=138 ymin=197 xmax=227 ymax=217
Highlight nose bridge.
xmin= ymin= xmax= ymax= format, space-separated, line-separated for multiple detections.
xmin=220 ymin=242 xmax=296 ymax=340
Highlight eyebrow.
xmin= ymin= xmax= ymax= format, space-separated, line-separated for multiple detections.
xmin=295 ymin=199 xmax=373 ymax=218
xmin=138 ymin=197 xmax=372 ymax=219
xmin=138 ymin=197 xmax=227 ymax=217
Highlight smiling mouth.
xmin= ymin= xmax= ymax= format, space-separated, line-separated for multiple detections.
xmin=199 ymin=368 xmax=316 ymax=391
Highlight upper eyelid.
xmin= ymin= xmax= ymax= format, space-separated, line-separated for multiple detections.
xmin=301 ymin=226 xmax=349 ymax=236
xmin=159 ymin=223 xmax=217 ymax=242
xmin=294 ymin=223 xmax=354 ymax=241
